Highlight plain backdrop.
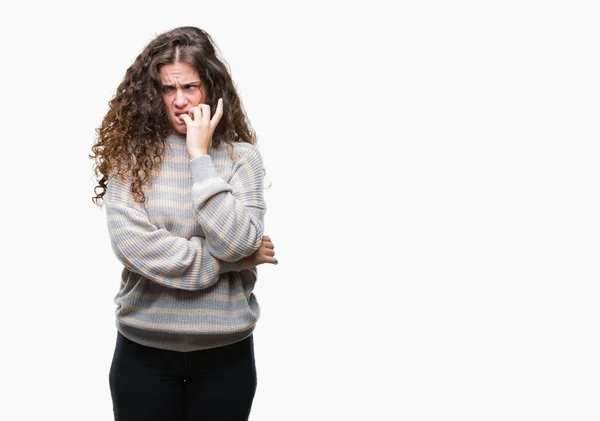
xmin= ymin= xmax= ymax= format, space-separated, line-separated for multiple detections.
xmin=1 ymin=1 xmax=599 ymax=420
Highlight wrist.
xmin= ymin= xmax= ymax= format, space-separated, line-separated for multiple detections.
xmin=188 ymin=149 xmax=209 ymax=160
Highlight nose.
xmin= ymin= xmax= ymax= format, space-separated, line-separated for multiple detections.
xmin=174 ymin=89 xmax=187 ymax=107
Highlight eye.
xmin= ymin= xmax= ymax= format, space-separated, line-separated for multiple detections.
xmin=161 ymin=86 xmax=175 ymax=94
xmin=184 ymin=85 xmax=199 ymax=91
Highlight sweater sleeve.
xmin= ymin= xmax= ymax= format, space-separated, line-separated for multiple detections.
xmin=104 ymin=172 xmax=243 ymax=291
xmin=189 ymin=144 xmax=266 ymax=262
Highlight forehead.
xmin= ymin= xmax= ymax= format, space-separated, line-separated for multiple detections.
xmin=159 ymin=62 xmax=200 ymax=83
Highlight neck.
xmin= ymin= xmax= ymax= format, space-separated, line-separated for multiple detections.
xmin=168 ymin=132 xmax=187 ymax=145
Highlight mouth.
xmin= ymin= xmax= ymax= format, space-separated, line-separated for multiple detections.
xmin=174 ymin=111 xmax=190 ymax=123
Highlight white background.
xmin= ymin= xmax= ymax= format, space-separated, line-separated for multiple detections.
xmin=1 ymin=1 xmax=599 ymax=420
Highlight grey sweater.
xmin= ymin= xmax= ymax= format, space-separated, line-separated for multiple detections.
xmin=104 ymin=133 xmax=266 ymax=351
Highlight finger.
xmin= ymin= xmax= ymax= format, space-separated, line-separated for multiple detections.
xmin=190 ymin=106 xmax=202 ymax=122
xmin=264 ymin=243 xmax=274 ymax=250
xmin=261 ymin=256 xmax=277 ymax=265
xmin=180 ymin=113 xmax=192 ymax=126
xmin=263 ymin=235 xmax=271 ymax=241
xmin=210 ymin=98 xmax=224 ymax=128
xmin=198 ymin=104 xmax=211 ymax=125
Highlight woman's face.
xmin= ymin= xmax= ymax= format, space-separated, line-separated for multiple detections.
xmin=159 ymin=62 xmax=207 ymax=135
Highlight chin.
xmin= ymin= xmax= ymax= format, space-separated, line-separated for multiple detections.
xmin=171 ymin=124 xmax=187 ymax=135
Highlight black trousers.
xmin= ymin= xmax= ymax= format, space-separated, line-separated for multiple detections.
xmin=109 ymin=332 xmax=257 ymax=421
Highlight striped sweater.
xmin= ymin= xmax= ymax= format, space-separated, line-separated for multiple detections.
xmin=104 ymin=133 xmax=266 ymax=351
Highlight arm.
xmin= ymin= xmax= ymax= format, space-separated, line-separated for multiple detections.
xmin=104 ymin=172 xmax=243 ymax=291
xmin=190 ymin=144 xmax=266 ymax=262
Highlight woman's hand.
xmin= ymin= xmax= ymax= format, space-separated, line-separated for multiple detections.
xmin=181 ymin=98 xmax=224 ymax=158
xmin=240 ymin=235 xmax=278 ymax=270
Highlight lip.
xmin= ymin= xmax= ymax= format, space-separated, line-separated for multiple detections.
xmin=174 ymin=110 xmax=190 ymax=117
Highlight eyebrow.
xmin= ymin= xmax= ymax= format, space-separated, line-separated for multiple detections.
xmin=161 ymin=80 xmax=202 ymax=88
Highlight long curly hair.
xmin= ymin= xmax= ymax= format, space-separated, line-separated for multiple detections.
xmin=90 ymin=26 xmax=261 ymax=206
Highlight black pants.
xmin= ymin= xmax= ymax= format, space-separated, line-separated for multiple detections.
xmin=109 ymin=332 xmax=257 ymax=421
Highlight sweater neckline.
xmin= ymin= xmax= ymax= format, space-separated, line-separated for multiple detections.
xmin=167 ymin=132 xmax=187 ymax=145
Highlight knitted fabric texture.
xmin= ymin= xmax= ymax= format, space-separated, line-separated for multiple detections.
xmin=104 ymin=133 xmax=266 ymax=351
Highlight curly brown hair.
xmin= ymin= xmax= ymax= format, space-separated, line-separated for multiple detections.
xmin=89 ymin=26 xmax=262 ymax=206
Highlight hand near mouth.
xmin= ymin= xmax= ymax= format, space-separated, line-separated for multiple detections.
xmin=180 ymin=98 xmax=224 ymax=159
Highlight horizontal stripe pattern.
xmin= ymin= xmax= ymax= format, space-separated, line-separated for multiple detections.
xmin=104 ymin=134 xmax=265 ymax=351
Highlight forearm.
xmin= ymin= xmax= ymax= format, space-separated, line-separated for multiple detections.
xmin=105 ymin=172 xmax=243 ymax=290
xmin=189 ymin=147 xmax=266 ymax=262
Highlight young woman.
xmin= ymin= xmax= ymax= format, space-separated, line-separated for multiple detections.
xmin=90 ymin=26 xmax=277 ymax=421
